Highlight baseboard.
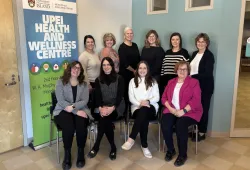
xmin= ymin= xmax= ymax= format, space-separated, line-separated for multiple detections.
xmin=207 ymin=131 xmax=230 ymax=137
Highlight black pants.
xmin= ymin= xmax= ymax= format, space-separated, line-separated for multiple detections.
xmin=54 ymin=110 xmax=89 ymax=149
xmin=129 ymin=106 xmax=156 ymax=148
xmin=199 ymin=93 xmax=212 ymax=133
xmin=92 ymin=110 xmax=118 ymax=152
xmin=161 ymin=113 xmax=197 ymax=157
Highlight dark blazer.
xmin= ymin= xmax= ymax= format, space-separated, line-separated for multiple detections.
xmin=190 ymin=49 xmax=215 ymax=94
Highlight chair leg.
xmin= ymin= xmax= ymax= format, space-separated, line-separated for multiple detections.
xmin=49 ymin=121 xmax=53 ymax=147
xmin=88 ymin=126 xmax=92 ymax=151
xmin=124 ymin=121 xmax=127 ymax=142
xmin=163 ymin=140 xmax=166 ymax=152
xmin=195 ymin=125 xmax=198 ymax=155
xmin=158 ymin=123 xmax=161 ymax=152
xmin=127 ymin=122 xmax=130 ymax=140
xmin=56 ymin=130 xmax=60 ymax=164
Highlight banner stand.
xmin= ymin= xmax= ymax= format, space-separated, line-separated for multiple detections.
xmin=29 ymin=138 xmax=62 ymax=151
xmin=22 ymin=0 xmax=78 ymax=149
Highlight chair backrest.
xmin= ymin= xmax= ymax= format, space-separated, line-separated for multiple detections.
xmin=51 ymin=91 xmax=57 ymax=111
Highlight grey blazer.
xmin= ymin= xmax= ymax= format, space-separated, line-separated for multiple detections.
xmin=53 ymin=79 xmax=93 ymax=120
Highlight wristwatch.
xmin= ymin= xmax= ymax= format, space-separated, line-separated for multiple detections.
xmin=183 ymin=108 xmax=188 ymax=114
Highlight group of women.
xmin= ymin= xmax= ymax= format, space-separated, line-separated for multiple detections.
xmin=53 ymin=27 xmax=215 ymax=170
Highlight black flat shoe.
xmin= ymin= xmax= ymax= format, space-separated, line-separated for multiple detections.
xmin=87 ymin=149 xmax=99 ymax=159
xmin=165 ymin=149 xmax=176 ymax=162
xmin=76 ymin=159 xmax=85 ymax=169
xmin=62 ymin=149 xmax=72 ymax=170
xmin=174 ymin=156 xmax=187 ymax=167
xmin=192 ymin=133 xmax=206 ymax=142
xmin=76 ymin=148 xmax=85 ymax=168
xmin=109 ymin=151 xmax=116 ymax=160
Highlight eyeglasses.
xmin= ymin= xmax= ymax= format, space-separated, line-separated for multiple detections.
xmin=72 ymin=66 xmax=81 ymax=70
xmin=178 ymin=68 xmax=188 ymax=72
xmin=197 ymin=41 xmax=206 ymax=44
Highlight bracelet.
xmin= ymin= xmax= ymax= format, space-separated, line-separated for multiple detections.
xmin=183 ymin=108 xmax=188 ymax=114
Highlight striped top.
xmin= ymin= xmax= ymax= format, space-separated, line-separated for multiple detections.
xmin=161 ymin=48 xmax=190 ymax=76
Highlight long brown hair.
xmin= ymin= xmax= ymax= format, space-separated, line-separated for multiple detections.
xmin=144 ymin=30 xmax=161 ymax=48
xmin=61 ymin=61 xmax=85 ymax=85
xmin=134 ymin=61 xmax=154 ymax=90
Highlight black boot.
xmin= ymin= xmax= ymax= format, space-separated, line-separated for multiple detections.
xmin=62 ymin=149 xmax=72 ymax=170
xmin=76 ymin=148 xmax=85 ymax=168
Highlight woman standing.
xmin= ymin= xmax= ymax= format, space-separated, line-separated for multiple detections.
xmin=87 ymin=57 xmax=125 ymax=160
xmin=79 ymin=35 xmax=101 ymax=89
xmin=122 ymin=61 xmax=159 ymax=158
xmin=53 ymin=61 xmax=93 ymax=170
xmin=190 ymin=33 xmax=215 ymax=141
xmin=161 ymin=61 xmax=202 ymax=167
xmin=118 ymin=27 xmax=140 ymax=111
xmin=141 ymin=30 xmax=165 ymax=83
xmin=160 ymin=32 xmax=189 ymax=94
xmin=100 ymin=33 xmax=120 ymax=73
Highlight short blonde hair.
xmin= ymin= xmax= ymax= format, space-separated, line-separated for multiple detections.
xmin=103 ymin=33 xmax=116 ymax=47
xmin=174 ymin=61 xmax=191 ymax=74
xmin=123 ymin=27 xmax=133 ymax=40
xmin=124 ymin=26 xmax=132 ymax=35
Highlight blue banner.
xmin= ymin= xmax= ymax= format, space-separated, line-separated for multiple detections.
xmin=22 ymin=0 xmax=78 ymax=147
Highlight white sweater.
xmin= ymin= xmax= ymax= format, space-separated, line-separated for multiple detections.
xmin=79 ymin=51 xmax=101 ymax=83
xmin=129 ymin=77 xmax=160 ymax=114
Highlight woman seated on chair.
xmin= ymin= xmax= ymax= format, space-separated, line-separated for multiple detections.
xmin=161 ymin=61 xmax=202 ymax=167
xmin=121 ymin=61 xmax=159 ymax=158
xmin=87 ymin=57 xmax=125 ymax=160
xmin=53 ymin=61 xmax=93 ymax=170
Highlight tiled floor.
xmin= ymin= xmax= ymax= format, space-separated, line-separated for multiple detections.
xmin=1 ymin=127 xmax=250 ymax=170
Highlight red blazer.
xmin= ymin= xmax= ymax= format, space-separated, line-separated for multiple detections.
xmin=161 ymin=76 xmax=203 ymax=122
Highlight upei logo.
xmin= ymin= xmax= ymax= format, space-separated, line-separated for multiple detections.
xmin=28 ymin=0 xmax=35 ymax=8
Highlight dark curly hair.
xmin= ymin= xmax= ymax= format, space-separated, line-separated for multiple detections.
xmin=61 ymin=61 xmax=85 ymax=85
xmin=134 ymin=61 xmax=155 ymax=90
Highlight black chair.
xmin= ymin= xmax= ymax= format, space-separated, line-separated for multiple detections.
xmin=49 ymin=91 xmax=96 ymax=164
xmin=126 ymin=106 xmax=161 ymax=151
xmin=49 ymin=91 xmax=61 ymax=164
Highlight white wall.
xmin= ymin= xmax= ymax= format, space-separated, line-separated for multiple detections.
xmin=77 ymin=0 xmax=132 ymax=54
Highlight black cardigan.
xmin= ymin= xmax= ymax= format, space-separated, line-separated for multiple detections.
xmin=190 ymin=49 xmax=215 ymax=94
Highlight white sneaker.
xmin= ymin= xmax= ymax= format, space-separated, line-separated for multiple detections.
xmin=141 ymin=146 xmax=152 ymax=158
xmin=121 ymin=140 xmax=135 ymax=150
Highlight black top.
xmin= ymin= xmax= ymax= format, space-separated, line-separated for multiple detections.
xmin=71 ymin=85 xmax=77 ymax=103
xmin=95 ymin=75 xmax=124 ymax=107
xmin=141 ymin=46 xmax=165 ymax=77
xmin=190 ymin=49 xmax=215 ymax=94
xmin=118 ymin=42 xmax=140 ymax=78
xmin=161 ymin=48 xmax=190 ymax=76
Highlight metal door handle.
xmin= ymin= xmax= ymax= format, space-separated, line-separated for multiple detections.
xmin=5 ymin=81 xmax=17 ymax=86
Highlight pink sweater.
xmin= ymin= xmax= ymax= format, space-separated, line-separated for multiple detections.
xmin=161 ymin=76 xmax=203 ymax=122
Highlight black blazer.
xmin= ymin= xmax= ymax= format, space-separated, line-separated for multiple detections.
xmin=190 ymin=49 xmax=215 ymax=94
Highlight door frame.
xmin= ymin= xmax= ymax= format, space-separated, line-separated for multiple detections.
xmin=230 ymin=0 xmax=250 ymax=137
xmin=11 ymin=0 xmax=31 ymax=146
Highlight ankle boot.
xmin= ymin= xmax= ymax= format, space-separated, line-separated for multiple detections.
xmin=62 ymin=149 xmax=72 ymax=170
xmin=76 ymin=148 xmax=85 ymax=168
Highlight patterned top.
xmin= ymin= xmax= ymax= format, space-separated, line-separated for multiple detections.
xmin=100 ymin=48 xmax=120 ymax=73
